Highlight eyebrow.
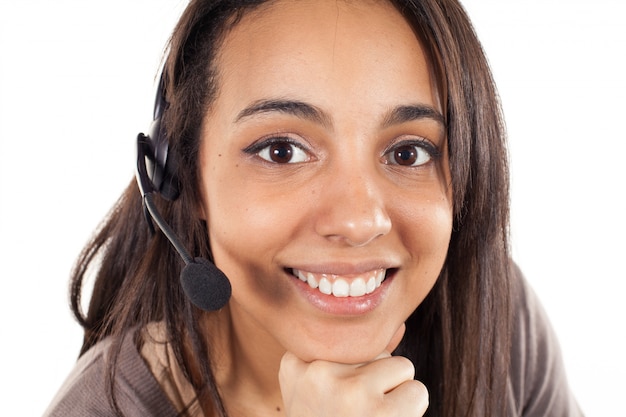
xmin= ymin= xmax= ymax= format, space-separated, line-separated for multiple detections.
xmin=235 ymin=98 xmax=445 ymax=129
xmin=381 ymin=105 xmax=445 ymax=129
xmin=235 ymin=99 xmax=332 ymax=127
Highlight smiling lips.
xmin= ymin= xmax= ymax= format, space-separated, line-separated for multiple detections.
xmin=292 ymin=268 xmax=386 ymax=297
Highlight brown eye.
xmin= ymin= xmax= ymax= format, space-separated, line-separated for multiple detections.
xmin=384 ymin=142 xmax=432 ymax=167
xmin=269 ymin=143 xmax=293 ymax=163
xmin=256 ymin=140 xmax=309 ymax=164
xmin=394 ymin=145 xmax=418 ymax=166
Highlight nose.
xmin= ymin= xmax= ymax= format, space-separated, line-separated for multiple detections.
xmin=314 ymin=167 xmax=392 ymax=247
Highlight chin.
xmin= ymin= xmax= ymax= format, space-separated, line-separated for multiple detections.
xmin=286 ymin=332 xmax=392 ymax=365
xmin=298 ymin=349 xmax=383 ymax=365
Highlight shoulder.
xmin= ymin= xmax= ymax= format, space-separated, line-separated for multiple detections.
xmin=43 ymin=329 xmax=178 ymax=417
xmin=506 ymin=265 xmax=584 ymax=416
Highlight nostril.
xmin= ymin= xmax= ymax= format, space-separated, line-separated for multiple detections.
xmin=316 ymin=210 xmax=392 ymax=247
xmin=313 ymin=171 xmax=392 ymax=247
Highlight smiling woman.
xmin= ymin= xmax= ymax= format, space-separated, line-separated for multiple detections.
xmin=41 ymin=1 xmax=582 ymax=416
xmin=198 ymin=2 xmax=452 ymax=371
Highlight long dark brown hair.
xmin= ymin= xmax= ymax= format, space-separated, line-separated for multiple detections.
xmin=69 ymin=0 xmax=512 ymax=415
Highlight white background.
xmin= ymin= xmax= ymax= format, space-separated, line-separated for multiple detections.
xmin=0 ymin=1 xmax=624 ymax=415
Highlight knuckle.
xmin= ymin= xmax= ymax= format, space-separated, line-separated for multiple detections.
xmin=408 ymin=380 xmax=428 ymax=398
xmin=306 ymin=358 xmax=333 ymax=376
xmin=396 ymin=355 xmax=415 ymax=369
xmin=393 ymin=355 xmax=416 ymax=379
xmin=405 ymin=380 xmax=429 ymax=412
xmin=279 ymin=353 xmax=297 ymax=379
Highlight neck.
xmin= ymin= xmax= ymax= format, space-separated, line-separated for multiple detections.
xmin=204 ymin=305 xmax=286 ymax=417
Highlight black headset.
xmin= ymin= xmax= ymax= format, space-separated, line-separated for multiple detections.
xmin=135 ymin=74 xmax=232 ymax=311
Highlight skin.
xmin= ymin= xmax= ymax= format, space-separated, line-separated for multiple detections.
xmin=197 ymin=0 xmax=452 ymax=415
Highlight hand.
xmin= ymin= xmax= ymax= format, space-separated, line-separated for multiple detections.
xmin=279 ymin=324 xmax=428 ymax=416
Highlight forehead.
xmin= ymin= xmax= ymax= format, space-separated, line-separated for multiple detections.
xmin=212 ymin=0 xmax=439 ymax=117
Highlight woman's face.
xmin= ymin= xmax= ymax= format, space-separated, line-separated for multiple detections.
xmin=198 ymin=0 xmax=453 ymax=364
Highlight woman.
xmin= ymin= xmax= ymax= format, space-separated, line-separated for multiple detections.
xmin=44 ymin=0 xmax=583 ymax=416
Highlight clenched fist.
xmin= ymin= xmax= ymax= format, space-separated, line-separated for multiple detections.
xmin=278 ymin=324 xmax=428 ymax=416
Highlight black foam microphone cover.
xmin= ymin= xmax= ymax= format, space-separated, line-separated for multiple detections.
xmin=180 ymin=258 xmax=232 ymax=311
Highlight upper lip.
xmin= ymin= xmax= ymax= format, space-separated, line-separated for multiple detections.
xmin=287 ymin=260 xmax=400 ymax=276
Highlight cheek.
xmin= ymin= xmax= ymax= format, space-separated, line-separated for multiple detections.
xmin=417 ymin=201 xmax=453 ymax=249
xmin=399 ymin=194 xmax=453 ymax=280
xmin=208 ymin=176 xmax=306 ymax=251
xmin=202 ymin=174 xmax=306 ymax=305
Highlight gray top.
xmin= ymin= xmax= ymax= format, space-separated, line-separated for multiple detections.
xmin=43 ymin=273 xmax=584 ymax=417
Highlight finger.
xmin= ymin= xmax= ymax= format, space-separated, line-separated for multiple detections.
xmin=383 ymin=379 xmax=429 ymax=416
xmin=279 ymin=351 xmax=308 ymax=391
xmin=357 ymin=355 xmax=416 ymax=393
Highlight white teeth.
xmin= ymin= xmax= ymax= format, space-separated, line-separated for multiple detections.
xmin=292 ymin=268 xmax=387 ymax=298
xmin=375 ymin=269 xmax=384 ymax=286
xmin=332 ymin=279 xmax=350 ymax=297
xmin=318 ymin=276 xmax=332 ymax=295
xmin=349 ymin=278 xmax=366 ymax=297
xmin=307 ymin=272 xmax=318 ymax=289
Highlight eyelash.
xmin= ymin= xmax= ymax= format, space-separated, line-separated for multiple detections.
xmin=242 ymin=136 xmax=311 ymax=164
xmin=243 ymin=135 xmax=441 ymax=166
xmin=382 ymin=138 xmax=442 ymax=167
